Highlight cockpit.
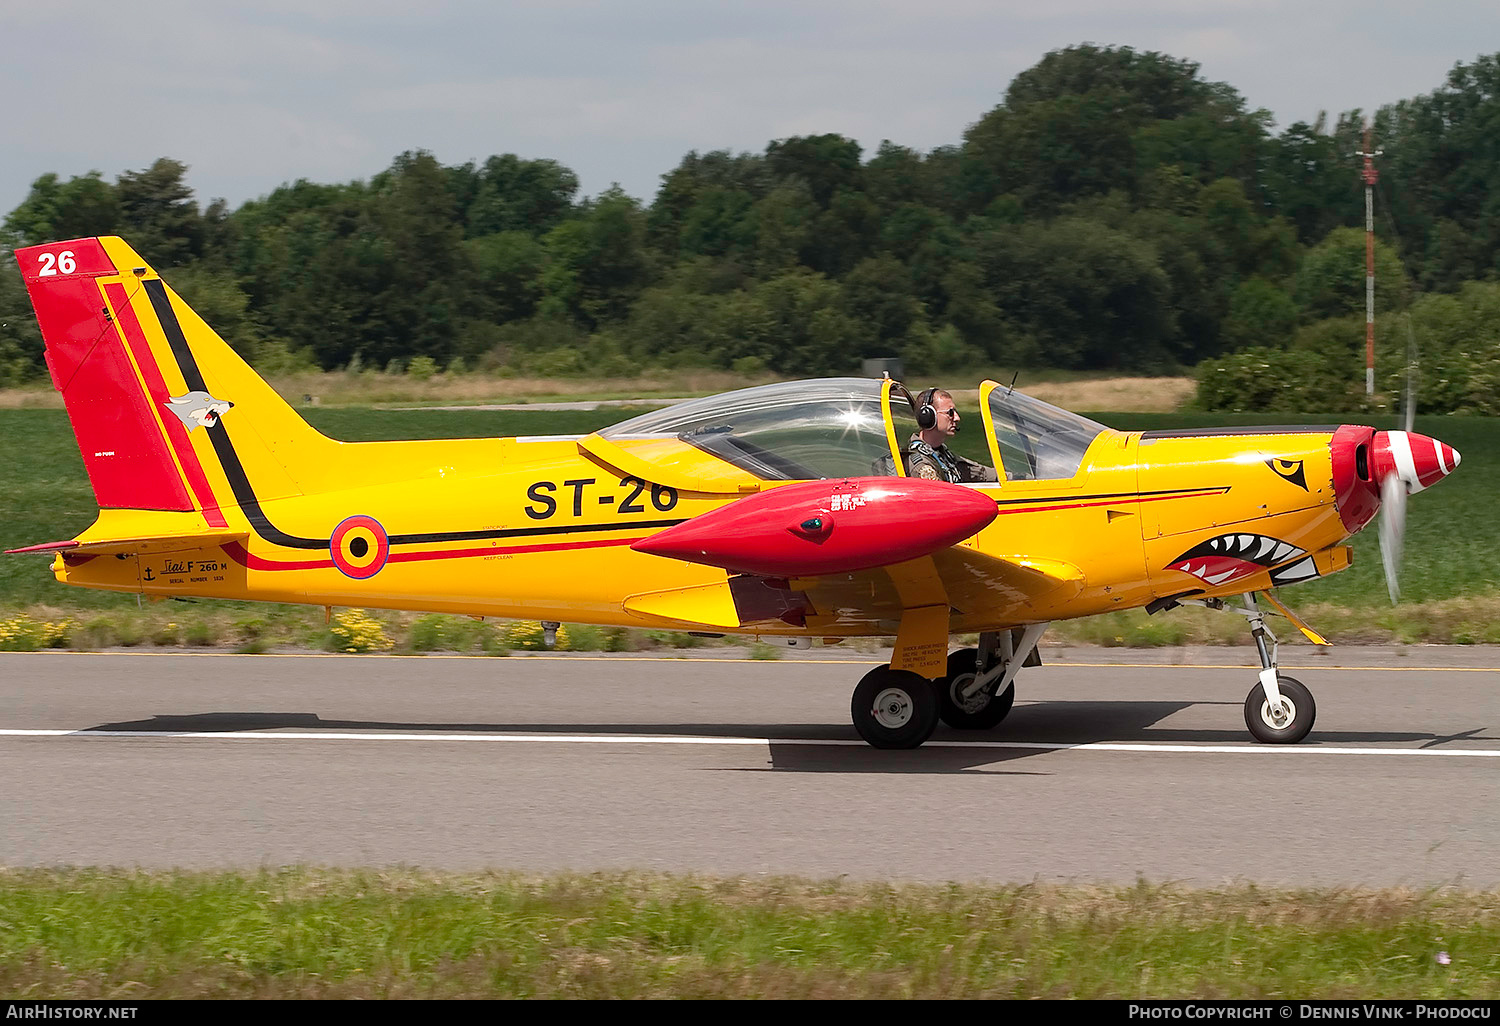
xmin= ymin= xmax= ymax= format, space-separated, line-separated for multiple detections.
xmin=597 ymin=377 xmax=1110 ymax=484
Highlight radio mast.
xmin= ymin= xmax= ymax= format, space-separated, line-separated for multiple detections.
xmin=1356 ymin=122 xmax=1382 ymax=395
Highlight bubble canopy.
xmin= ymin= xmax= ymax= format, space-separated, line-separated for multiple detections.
xmin=600 ymin=378 xmax=908 ymax=481
xmin=599 ymin=377 xmax=1111 ymax=483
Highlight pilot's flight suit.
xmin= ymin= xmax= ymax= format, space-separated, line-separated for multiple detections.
xmin=905 ymin=434 xmax=999 ymax=484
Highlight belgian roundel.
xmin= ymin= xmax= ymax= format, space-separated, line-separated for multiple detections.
xmin=330 ymin=515 xmax=389 ymax=579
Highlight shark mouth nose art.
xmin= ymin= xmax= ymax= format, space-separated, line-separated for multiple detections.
xmin=1167 ymin=533 xmax=1307 ymax=587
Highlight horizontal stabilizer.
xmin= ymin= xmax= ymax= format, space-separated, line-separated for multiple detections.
xmin=6 ymin=531 xmax=247 ymax=557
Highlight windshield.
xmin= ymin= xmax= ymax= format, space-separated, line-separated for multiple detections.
xmin=986 ymin=385 xmax=1107 ymax=481
xmin=601 ymin=378 xmax=902 ymax=480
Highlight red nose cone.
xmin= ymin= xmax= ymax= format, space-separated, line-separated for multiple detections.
xmin=632 ymin=477 xmax=998 ymax=577
xmin=1371 ymin=431 xmax=1462 ymax=493
xmin=1330 ymin=426 xmax=1462 ymax=534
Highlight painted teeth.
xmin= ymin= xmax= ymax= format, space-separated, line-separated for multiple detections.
xmin=1270 ymin=556 xmax=1318 ymax=584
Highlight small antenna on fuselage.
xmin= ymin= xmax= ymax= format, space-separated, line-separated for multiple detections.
xmin=1007 ymin=371 xmax=1019 ymax=395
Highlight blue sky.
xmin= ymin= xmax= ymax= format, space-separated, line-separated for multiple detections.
xmin=3 ymin=0 xmax=1494 ymax=215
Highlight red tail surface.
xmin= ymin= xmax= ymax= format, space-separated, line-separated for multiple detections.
xmin=16 ymin=237 xmax=193 ymax=511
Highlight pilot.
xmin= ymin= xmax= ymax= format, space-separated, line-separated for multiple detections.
xmin=906 ymin=388 xmax=998 ymax=484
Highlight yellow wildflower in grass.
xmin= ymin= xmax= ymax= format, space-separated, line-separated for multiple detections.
xmin=0 ymin=613 xmax=72 ymax=651
xmin=40 ymin=618 xmax=77 ymax=648
xmin=505 ymin=620 xmax=570 ymax=651
xmin=329 ymin=609 xmax=395 ymax=653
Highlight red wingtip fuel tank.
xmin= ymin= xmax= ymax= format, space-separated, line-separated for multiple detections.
xmin=1330 ymin=425 xmax=1462 ymax=534
xmin=631 ymin=477 xmax=999 ymax=577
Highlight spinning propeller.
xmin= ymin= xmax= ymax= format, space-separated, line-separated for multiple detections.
xmin=1371 ymin=340 xmax=1459 ymax=603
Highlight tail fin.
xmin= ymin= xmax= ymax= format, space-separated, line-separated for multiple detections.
xmin=15 ymin=237 xmax=336 ymax=531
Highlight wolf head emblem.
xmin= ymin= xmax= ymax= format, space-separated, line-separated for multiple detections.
xmin=163 ymin=391 xmax=234 ymax=431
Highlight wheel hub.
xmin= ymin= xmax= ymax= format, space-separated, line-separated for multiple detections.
xmin=872 ymin=687 xmax=915 ymax=729
xmin=1260 ymin=697 xmax=1295 ymax=729
xmin=948 ymin=673 xmax=989 ymax=714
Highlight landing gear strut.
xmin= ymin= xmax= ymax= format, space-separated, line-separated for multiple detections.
xmin=1237 ymin=594 xmax=1316 ymax=744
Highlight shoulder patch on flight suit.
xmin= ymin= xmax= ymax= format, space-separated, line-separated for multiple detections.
xmin=916 ymin=463 xmax=940 ymax=480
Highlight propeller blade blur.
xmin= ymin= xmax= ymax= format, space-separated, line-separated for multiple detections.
xmin=1379 ymin=473 xmax=1406 ymax=605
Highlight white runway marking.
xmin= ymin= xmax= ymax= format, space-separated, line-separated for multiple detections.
xmin=2 ymin=728 xmax=1498 ymax=758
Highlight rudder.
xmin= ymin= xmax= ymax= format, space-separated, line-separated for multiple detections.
xmin=15 ymin=237 xmax=336 ymax=527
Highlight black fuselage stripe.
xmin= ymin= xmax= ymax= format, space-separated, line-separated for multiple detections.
xmin=389 ymin=519 xmax=686 ymax=545
xmin=992 ymin=486 xmax=1227 ymax=507
xmin=145 ymin=280 xmax=327 ymax=549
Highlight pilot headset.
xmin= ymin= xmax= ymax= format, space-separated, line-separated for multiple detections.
xmin=915 ymin=388 xmax=937 ymax=430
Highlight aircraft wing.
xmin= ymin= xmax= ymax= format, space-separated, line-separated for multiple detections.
xmin=624 ymin=545 xmax=1082 ymax=631
xmin=792 ymin=546 xmax=1083 ymax=631
xmin=623 ymin=476 xmax=1081 ymax=632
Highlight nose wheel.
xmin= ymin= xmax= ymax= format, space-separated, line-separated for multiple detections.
xmin=1245 ymin=674 xmax=1316 ymax=744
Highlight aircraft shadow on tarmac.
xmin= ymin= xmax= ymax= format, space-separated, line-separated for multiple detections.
xmin=85 ymin=702 xmax=1498 ymax=775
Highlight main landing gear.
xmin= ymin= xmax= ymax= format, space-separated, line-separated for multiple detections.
xmin=850 ymin=624 xmax=1047 ymax=749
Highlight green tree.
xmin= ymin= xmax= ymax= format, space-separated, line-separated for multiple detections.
xmin=1294 ymin=226 xmax=1409 ymax=320
xmin=3 ymin=171 xmax=121 ymax=247
xmin=1377 ymin=53 xmax=1500 ymax=290
xmin=115 ymin=158 xmax=202 ymax=267
xmin=1221 ymin=278 xmax=1299 ymax=350
xmin=961 ymin=45 xmax=1263 ymax=215
xmin=749 ymin=183 xmax=817 ymax=274
xmin=838 ymin=255 xmax=924 ymax=348
xmin=540 ymin=187 xmax=653 ymax=328
xmin=0 ymin=259 xmax=43 ymax=385
xmin=765 ymin=134 xmax=863 ymax=208
xmin=461 ymin=154 xmax=579 ymax=237
xmin=677 ymin=186 xmax=756 ymax=259
xmin=1261 ymin=114 xmax=1365 ymax=245
xmin=466 ymin=230 xmax=547 ymax=324
xmin=649 ymin=149 xmax=768 ymax=251
xmin=979 ymin=217 xmax=1175 ymax=369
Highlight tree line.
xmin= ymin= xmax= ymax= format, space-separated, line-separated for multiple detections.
xmin=2 ymin=44 xmax=1498 ymax=412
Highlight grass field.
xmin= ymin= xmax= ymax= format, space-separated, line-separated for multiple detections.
xmin=0 ymin=368 xmax=1197 ymax=412
xmin=1 ymin=406 xmax=1495 ymax=644
xmin=1 ymin=869 xmax=1495 ymax=999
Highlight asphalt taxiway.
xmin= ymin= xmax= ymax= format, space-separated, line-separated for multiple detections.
xmin=2 ymin=647 xmax=1496 ymax=885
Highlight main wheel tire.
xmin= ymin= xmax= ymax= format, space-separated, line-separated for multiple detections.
xmin=935 ymin=648 xmax=1016 ymax=730
xmin=851 ymin=665 xmax=940 ymax=749
xmin=1244 ymin=674 xmax=1316 ymax=744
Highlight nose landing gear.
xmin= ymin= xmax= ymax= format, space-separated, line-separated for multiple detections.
xmin=1239 ymin=593 xmax=1316 ymax=744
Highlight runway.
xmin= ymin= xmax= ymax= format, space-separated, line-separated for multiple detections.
xmin=2 ymin=647 xmax=1497 ymax=886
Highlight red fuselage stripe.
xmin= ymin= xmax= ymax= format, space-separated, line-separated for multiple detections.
xmin=104 ymin=283 xmax=229 ymax=529
xmin=221 ymin=535 xmax=641 ymax=572
xmin=993 ymin=488 xmax=1228 ymax=516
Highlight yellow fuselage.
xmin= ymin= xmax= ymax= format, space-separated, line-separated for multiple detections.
xmin=56 ymin=426 xmax=1353 ymax=635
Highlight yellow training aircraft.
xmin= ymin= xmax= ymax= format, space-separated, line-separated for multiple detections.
xmin=9 ymin=237 xmax=1462 ymax=749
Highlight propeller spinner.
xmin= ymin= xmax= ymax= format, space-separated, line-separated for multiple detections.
xmin=1370 ymin=429 xmax=1461 ymax=603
